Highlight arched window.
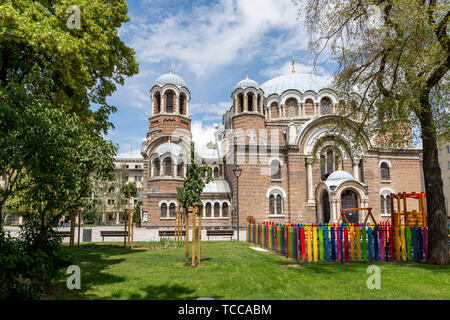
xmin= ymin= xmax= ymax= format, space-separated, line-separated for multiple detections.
xmin=166 ymin=91 xmax=174 ymax=113
xmin=169 ymin=203 xmax=176 ymax=217
xmin=320 ymin=154 xmax=326 ymax=180
xmin=380 ymin=190 xmax=393 ymax=215
xmin=214 ymin=167 xmax=219 ymax=178
xmin=380 ymin=195 xmax=385 ymax=214
xmin=270 ymin=102 xmax=279 ymax=118
xmin=380 ymin=162 xmax=390 ymax=181
xmin=222 ymin=203 xmax=228 ymax=217
xmin=326 ymin=149 xmax=334 ymax=174
xmin=287 ymin=98 xmax=297 ymax=117
xmin=305 ymin=98 xmax=314 ymax=116
xmin=154 ymin=92 xmax=161 ymax=114
xmin=155 ymin=159 xmax=160 ymax=176
xmin=257 ymin=95 xmax=261 ymax=113
xmin=386 ymin=195 xmax=391 ymax=214
xmin=341 ymin=189 xmax=359 ymax=223
xmin=177 ymin=162 xmax=184 ymax=177
xmin=276 ymin=195 xmax=282 ymax=214
xmin=164 ymin=158 xmax=172 ymax=176
xmin=205 ymin=203 xmax=212 ymax=217
xmin=179 ymin=94 xmax=185 ymax=115
xmin=321 ymin=98 xmax=331 ymax=115
xmin=160 ymin=203 xmax=167 ymax=217
xmin=271 ymin=160 xmax=281 ymax=180
xmin=269 ymin=195 xmax=275 ymax=215
xmin=238 ymin=94 xmax=244 ymax=113
xmin=214 ymin=202 xmax=220 ymax=217
xmin=248 ymin=94 xmax=253 ymax=111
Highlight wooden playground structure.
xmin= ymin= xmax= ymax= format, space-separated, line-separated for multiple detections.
xmin=337 ymin=207 xmax=378 ymax=226
xmin=390 ymin=192 xmax=427 ymax=228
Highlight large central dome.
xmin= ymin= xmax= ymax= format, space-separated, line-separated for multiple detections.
xmin=260 ymin=73 xmax=332 ymax=97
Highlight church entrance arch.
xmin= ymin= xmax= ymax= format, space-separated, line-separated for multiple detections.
xmin=341 ymin=189 xmax=359 ymax=223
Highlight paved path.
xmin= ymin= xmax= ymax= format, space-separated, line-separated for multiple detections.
xmin=3 ymin=226 xmax=247 ymax=243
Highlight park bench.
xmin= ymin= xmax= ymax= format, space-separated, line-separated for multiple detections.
xmin=158 ymin=230 xmax=186 ymax=237
xmin=206 ymin=229 xmax=234 ymax=241
xmin=100 ymin=230 xmax=128 ymax=242
xmin=56 ymin=231 xmax=71 ymax=238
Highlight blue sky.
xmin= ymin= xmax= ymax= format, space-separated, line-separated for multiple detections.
xmin=107 ymin=0 xmax=335 ymax=158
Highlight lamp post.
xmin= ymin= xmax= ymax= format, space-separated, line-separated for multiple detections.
xmin=233 ymin=165 xmax=242 ymax=241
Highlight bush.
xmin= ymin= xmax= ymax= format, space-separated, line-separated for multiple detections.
xmin=0 ymin=216 xmax=72 ymax=299
xmin=83 ymin=204 xmax=99 ymax=225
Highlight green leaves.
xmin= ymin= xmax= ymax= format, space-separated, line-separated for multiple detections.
xmin=177 ymin=142 xmax=214 ymax=210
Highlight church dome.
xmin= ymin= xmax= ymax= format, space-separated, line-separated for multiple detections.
xmin=235 ymin=77 xmax=259 ymax=90
xmin=326 ymin=170 xmax=354 ymax=181
xmin=260 ymin=73 xmax=331 ymax=96
xmin=154 ymin=73 xmax=187 ymax=88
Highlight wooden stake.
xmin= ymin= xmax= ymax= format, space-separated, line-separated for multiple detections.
xmin=185 ymin=208 xmax=189 ymax=266
xmin=197 ymin=205 xmax=202 ymax=266
xmin=192 ymin=205 xmax=196 ymax=267
xmin=124 ymin=214 xmax=127 ymax=247
xmin=128 ymin=209 xmax=131 ymax=248
xmin=131 ymin=209 xmax=134 ymax=248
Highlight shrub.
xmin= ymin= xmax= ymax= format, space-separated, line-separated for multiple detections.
xmin=0 ymin=216 xmax=72 ymax=299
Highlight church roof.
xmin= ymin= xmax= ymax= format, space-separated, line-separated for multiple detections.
xmin=260 ymin=73 xmax=331 ymax=97
xmin=327 ymin=170 xmax=354 ymax=181
xmin=235 ymin=78 xmax=260 ymax=90
xmin=202 ymin=180 xmax=231 ymax=194
xmin=154 ymin=73 xmax=187 ymax=88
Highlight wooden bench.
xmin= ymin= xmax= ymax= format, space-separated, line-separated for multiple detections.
xmin=206 ymin=229 xmax=234 ymax=241
xmin=100 ymin=230 xmax=128 ymax=242
xmin=158 ymin=230 xmax=186 ymax=237
xmin=56 ymin=231 xmax=71 ymax=238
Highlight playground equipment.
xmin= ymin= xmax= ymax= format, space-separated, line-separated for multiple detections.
xmin=247 ymin=221 xmax=428 ymax=262
xmin=337 ymin=207 xmax=377 ymax=226
xmin=390 ymin=192 xmax=427 ymax=228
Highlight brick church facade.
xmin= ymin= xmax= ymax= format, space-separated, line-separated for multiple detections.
xmin=140 ymin=66 xmax=423 ymax=228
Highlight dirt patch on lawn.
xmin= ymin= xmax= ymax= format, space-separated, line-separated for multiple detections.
xmin=280 ymin=264 xmax=304 ymax=269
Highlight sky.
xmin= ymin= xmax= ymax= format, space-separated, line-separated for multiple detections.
xmin=108 ymin=0 xmax=336 ymax=158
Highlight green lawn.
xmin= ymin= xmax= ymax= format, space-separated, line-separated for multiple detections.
xmin=49 ymin=241 xmax=450 ymax=300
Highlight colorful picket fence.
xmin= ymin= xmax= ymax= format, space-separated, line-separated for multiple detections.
xmin=247 ymin=222 xmax=428 ymax=262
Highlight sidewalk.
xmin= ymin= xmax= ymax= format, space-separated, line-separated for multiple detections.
xmin=3 ymin=226 xmax=247 ymax=243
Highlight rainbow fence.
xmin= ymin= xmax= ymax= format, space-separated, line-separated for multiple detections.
xmin=247 ymin=222 xmax=428 ymax=262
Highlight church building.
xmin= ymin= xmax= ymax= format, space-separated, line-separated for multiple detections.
xmin=140 ymin=63 xmax=423 ymax=228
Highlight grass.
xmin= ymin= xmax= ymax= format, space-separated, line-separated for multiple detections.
xmin=48 ymin=241 xmax=450 ymax=300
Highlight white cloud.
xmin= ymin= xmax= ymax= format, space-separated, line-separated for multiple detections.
xmin=125 ymin=0 xmax=307 ymax=77
xmin=191 ymin=121 xmax=220 ymax=149
xmin=260 ymin=60 xmax=329 ymax=79
xmin=189 ymin=101 xmax=231 ymax=122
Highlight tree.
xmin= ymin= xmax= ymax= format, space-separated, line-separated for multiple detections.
xmin=293 ymin=0 xmax=449 ymax=264
xmin=177 ymin=142 xmax=213 ymax=266
xmin=0 ymin=0 xmax=138 ymax=229
xmin=0 ymin=0 xmax=139 ymax=133
xmin=83 ymin=203 xmax=99 ymax=225
xmin=122 ymin=182 xmax=138 ymax=209
xmin=134 ymin=203 xmax=141 ymax=228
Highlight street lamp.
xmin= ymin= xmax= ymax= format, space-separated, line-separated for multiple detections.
xmin=233 ymin=165 xmax=242 ymax=241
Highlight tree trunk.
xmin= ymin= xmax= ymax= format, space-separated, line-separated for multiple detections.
xmin=419 ymin=99 xmax=448 ymax=265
